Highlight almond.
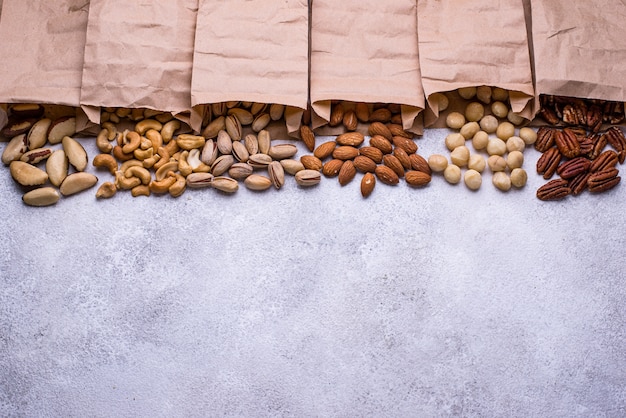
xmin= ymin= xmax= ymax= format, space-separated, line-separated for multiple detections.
xmin=342 ymin=110 xmax=358 ymax=131
xmin=409 ymin=154 xmax=431 ymax=175
xmin=392 ymin=136 xmax=418 ymax=154
xmin=369 ymin=108 xmax=392 ymax=123
xmin=300 ymin=155 xmax=323 ymax=171
xmin=332 ymin=146 xmax=359 ymax=161
xmin=388 ymin=123 xmax=413 ymax=139
xmin=375 ymin=165 xmax=399 ymax=185
xmin=313 ymin=141 xmax=336 ymax=160
xmin=393 ymin=147 xmax=412 ymax=170
xmin=353 ymin=155 xmax=377 ymax=173
xmin=300 ymin=125 xmax=315 ymax=152
xmin=368 ymin=122 xmax=392 ymax=140
xmin=369 ymin=135 xmax=393 ymax=154
xmin=322 ymin=159 xmax=344 ymax=177
xmin=329 ymin=103 xmax=344 ymax=127
xmin=338 ymin=160 xmax=356 ymax=186
xmin=358 ymin=146 xmax=383 ymax=163
xmin=336 ymin=132 xmax=364 ymax=147
xmin=383 ymin=154 xmax=405 ymax=178
xmin=361 ymin=172 xmax=376 ymax=197
xmin=405 ymin=170 xmax=432 ymax=187
xmin=355 ymin=102 xmax=370 ymax=123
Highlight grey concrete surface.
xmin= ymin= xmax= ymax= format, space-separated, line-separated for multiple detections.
xmin=1 ymin=129 xmax=625 ymax=417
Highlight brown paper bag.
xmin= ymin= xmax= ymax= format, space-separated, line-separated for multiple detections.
xmin=310 ymin=0 xmax=424 ymax=135
xmin=530 ymin=0 xmax=626 ymax=110
xmin=191 ymin=0 xmax=309 ymax=138
xmin=80 ymin=0 xmax=199 ymax=130
xmin=417 ymin=0 xmax=535 ymax=126
xmin=0 ymin=0 xmax=92 ymax=133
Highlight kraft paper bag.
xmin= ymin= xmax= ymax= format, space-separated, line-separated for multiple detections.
xmin=81 ymin=0 xmax=199 ymax=130
xmin=191 ymin=0 xmax=309 ymax=138
xmin=417 ymin=0 xmax=535 ymax=126
xmin=0 ymin=0 xmax=92 ymax=133
xmin=530 ymin=0 xmax=626 ymax=114
xmin=310 ymin=0 xmax=424 ymax=135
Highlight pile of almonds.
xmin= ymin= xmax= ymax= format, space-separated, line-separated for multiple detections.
xmin=535 ymin=126 xmax=624 ymax=200
xmin=1 ymin=104 xmax=97 ymax=206
xmin=299 ymin=122 xmax=431 ymax=197
xmin=426 ymin=86 xmax=534 ymax=192
xmin=324 ymin=101 xmax=406 ymax=132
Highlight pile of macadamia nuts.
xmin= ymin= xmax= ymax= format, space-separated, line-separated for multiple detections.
xmin=427 ymin=86 xmax=536 ymax=192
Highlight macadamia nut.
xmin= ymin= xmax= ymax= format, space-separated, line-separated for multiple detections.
xmin=458 ymin=87 xmax=477 ymax=100
xmin=428 ymin=154 xmax=448 ymax=173
xmin=496 ymin=122 xmax=515 ymax=140
xmin=464 ymin=169 xmax=482 ymax=190
xmin=487 ymin=155 xmax=507 ymax=172
xmin=445 ymin=133 xmax=466 ymax=151
xmin=519 ymin=127 xmax=537 ymax=145
xmin=430 ymin=93 xmax=449 ymax=112
xmin=492 ymin=87 xmax=509 ymax=102
xmin=510 ymin=168 xmax=528 ymax=188
xmin=507 ymin=150 xmax=524 ymax=169
xmin=465 ymin=102 xmax=485 ymax=122
xmin=479 ymin=115 xmax=499 ymax=134
xmin=450 ymin=146 xmax=470 ymax=167
xmin=506 ymin=136 xmax=525 ymax=153
xmin=507 ymin=110 xmax=525 ymax=126
xmin=492 ymin=171 xmax=511 ymax=191
xmin=460 ymin=121 xmax=480 ymax=139
xmin=444 ymin=164 xmax=461 ymax=184
xmin=476 ymin=86 xmax=492 ymax=104
xmin=468 ymin=154 xmax=486 ymax=172
xmin=486 ymin=138 xmax=507 ymax=156
xmin=491 ymin=101 xmax=509 ymax=118
xmin=472 ymin=131 xmax=489 ymax=150
xmin=446 ymin=112 xmax=466 ymax=130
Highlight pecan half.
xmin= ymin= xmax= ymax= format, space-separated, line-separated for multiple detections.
xmin=602 ymin=126 xmax=626 ymax=155
xmin=539 ymin=107 xmax=559 ymax=125
xmin=586 ymin=104 xmax=603 ymax=132
xmin=578 ymin=136 xmax=594 ymax=155
xmin=537 ymin=179 xmax=570 ymax=201
xmin=587 ymin=133 xmax=607 ymax=160
xmin=588 ymin=168 xmax=620 ymax=193
xmin=535 ymin=127 xmax=557 ymax=152
xmin=557 ymin=157 xmax=590 ymax=180
xmin=609 ymin=102 xmax=625 ymax=125
xmin=555 ymin=128 xmax=581 ymax=158
xmin=536 ymin=147 xmax=562 ymax=179
xmin=590 ymin=150 xmax=618 ymax=173
xmin=568 ymin=171 xmax=592 ymax=195
xmin=562 ymin=103 xmax=586 ymax=126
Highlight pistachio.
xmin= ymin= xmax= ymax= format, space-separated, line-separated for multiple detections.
xmin=268 ymin=161 xmax=285 ymax=189
xmin=228 ymin=162 xmax=254 ymax=179
xmin=10 ymin=161 xmax=48 ymax=186
xmin=62 ymin=136 xmax=88 ymax=172
xmin=225 ymin=114 xmax=242 ymax=141
xmin=217 ymin=130 xmax=233 ymax=155
xmin=60 ymin=172 xmax=98 ymax=196
xmin=227 ymin=108 xmax=254 ymax=126
xmin=186 ymin=172 xmax=214 ymax=188
xmin=232 ymin=140 xmax=250 ymax=163
xmin=201 ymin=139 xmax=219 ymax=166
xmin=211 ymin=176 xmax=239 ymax=193
xmin=251 ymin=113 xmax=271 ymax=132
xmin=295 ymin=169 xmax=321 ymax=186
xmin=244 ymin=174 xmax=273 ymax=191
xmin=280 ymin=159 xmax=305 ymax=175
xmin=248 ymin=153 xmax=273 ymax=169
xmin=244 ymin=133 xmax=259 ymax=155
xmin=22 ymin=187 xmax=60 ymax=207
xmin=257 ymin=130 xmax=271 ymax=154
xmin=211 ymin=155 xmax=235 ymax=176
xmin=268 ymin=144 xmax=298 ymax=160
xmin=202 ymin=116 xmax=225 ymax=139
xmin=250 ymin=102 xmax=268 ymax=115
xmin=2 ymin=134 xmax=28 ymax=165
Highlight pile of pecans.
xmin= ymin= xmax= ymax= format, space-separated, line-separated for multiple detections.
xmin=299 ymin=121 xmax=431 ymax=198
xmin=535 ymin=126 xmax=624 ymax=200
xmin=538 ymin=94 xmax=625 ymax=132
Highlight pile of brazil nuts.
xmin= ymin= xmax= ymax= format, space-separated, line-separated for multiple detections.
xmin=1 ymin=104 xmax=97 ymax=206
xmin=426 ymin=86 xmax=535 ymax=192
xmin=299 ymin=122 xmax=431 ymax=198
xmin=534 ymin=96 xmax=626 ymax=200
xmin=92 ymin=102 xmax=319 ymax=199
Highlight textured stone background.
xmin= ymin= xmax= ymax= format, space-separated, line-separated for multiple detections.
xmin=1 ymin=130 xmax=625 ymax=417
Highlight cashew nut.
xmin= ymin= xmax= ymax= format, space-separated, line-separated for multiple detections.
xmin=140 ymin=136 xmax=152 ymax=150
xmin=153 ymin=147 xmax=171 ymax=170
xmin=92 ymin=153 xmax=118 ymax=174
xmin=155 ymin=112 xmax=174 ymax=124
xmin=125 ymin=166 xmax=151 ymax=185
xmin=145 ymin=129 xmax=163 ymax=153
xmin=178 ymin=151 xmax=193 ymax=177
xmin=96 ymin=128 xmax=113 ymax=153
xmin=155 ymin=161 xmax=179 ymax=181
xmin=168 ymin=173 xmax=187 ymax=197
xmin=135 ymin=119 xmax=162 ymax=135
xmin=161 ymin=120 xmax=180 ymax=143
xmin=113 ymin=145 xmax=134 ymax=162
xmin=163 ymin=139 xmax=179 ymax=157
xmin=115 ymin=171 xmax=142 ymax=190
xmin=133 ymin=147 xmax=153 ymax=161
xmin=131 ymin=184 xmax=151 ymax=197
xmin=120 ymin=159 xmax=143 ymax=173
xmin=149 ymin=172 xmax=177 ymax=194
xmin=122 ymin=131 xmax=141 ymax=154
xmin=102 ymin=122 xmax=118 ymax=140
xmin=116 ymin=108 xmax=131 ymax=118
xmin=95 ymin=182 xmax=117 ymax=199
xmin=130 ymin=108 xmax=145 ymax=121
xmin=142 ymin=154 xmax=161 ymax=169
